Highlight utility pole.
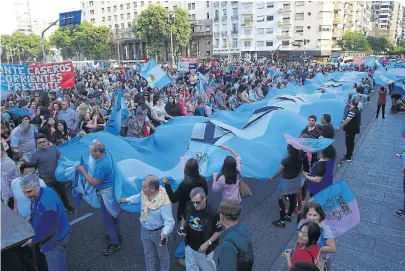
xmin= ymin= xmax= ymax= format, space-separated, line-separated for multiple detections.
xmin=42 ymin=19 xmax=59 ymax=63
xmin=167 ymin=10 xmax=175 ymax=65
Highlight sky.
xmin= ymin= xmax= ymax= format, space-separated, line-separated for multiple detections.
xmin=0 ymin=0 xmax=81 ymax=34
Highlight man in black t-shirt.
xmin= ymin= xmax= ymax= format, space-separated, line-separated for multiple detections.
xmin=338 ymin=100 xmax=361 ymax=162
xmin=179 ymin=187 xmax=222 ymax=271
xmin=320 ymin=114 xmax=334 ymax=139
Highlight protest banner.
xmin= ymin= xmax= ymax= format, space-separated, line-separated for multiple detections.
xmin=28 ymin=62 xmax=75 ymax=91
xmin=1 ymin=62 xmax=75 ymax=93
xmin=353 ymin=56 xmax=365 ymax=65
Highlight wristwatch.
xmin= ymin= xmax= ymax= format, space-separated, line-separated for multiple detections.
xmin=208 ymin=240 xmax=212 ymax=246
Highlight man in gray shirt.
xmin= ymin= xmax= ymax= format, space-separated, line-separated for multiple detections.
xmin=31 ymin=133 xmax=75 ymax=213
xmin=58 ymin=100 xmax=78 ymax=137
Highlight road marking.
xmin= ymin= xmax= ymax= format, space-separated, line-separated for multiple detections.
xmin=69 ymin=212 xmax=93 ymax=226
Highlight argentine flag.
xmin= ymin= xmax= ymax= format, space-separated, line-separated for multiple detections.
xmin=140 ymin=59 xmax=172 ymax=90
xmin=105 ymin=90 xmax=128 ymax=135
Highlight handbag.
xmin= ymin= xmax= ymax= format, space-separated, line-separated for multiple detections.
xmin=239 ymin=179 xmax=252 ymax=198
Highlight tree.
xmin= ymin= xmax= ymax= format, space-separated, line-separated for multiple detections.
xmin=133 ymin=5 xmax=191 ymax=59
xmin=366 ymin=36 xmax=393 ymax=54
xmin=49 ymin=22 xmax=111 ymax=60
xmin=342 ymin=31 xmax=370 ymax=52
xmin=1 ymin=31 xmax=48 ymax=63
xmin=394 ymin=45 xmax=405 ymax=55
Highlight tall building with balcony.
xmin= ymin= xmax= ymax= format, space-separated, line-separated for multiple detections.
xmin=81 ymin=0 xmax=213 ymax=61
xmin=342 ymin=1 xmax=372 ymax=35
xmin=371 ymin=1 xmax=404 ymax=45
xmin=14 ymin=1 xmax=32 ymax=34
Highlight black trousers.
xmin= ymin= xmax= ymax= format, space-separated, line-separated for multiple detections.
xmin=376 ymin=104 xmax=386 ymax=118
xmin=41 ymin=175 xmax=72 ymax=209
xmin=345 ymin=132 xmax=356 ymax=159
xmin=279 ymin=194 xmax=297 ymax=222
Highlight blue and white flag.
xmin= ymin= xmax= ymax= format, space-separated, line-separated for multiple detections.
xmin=104 ymin=90 xmax=128 ymax=135
xmin=364 ymin=56 xmax=376 ymax=67
xmin=140 ymin=59 xmax=172 ymax=90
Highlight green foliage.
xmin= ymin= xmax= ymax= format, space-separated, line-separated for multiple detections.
xmin=342 ymin=31 xmax=370 ymax=52
xmin=394 ymin=46 xmax=405 ymax=55
xmin=133 ymin=5 xmax=191 ymax=58
xmin=49 ymin=22 xmax=111 ymax=60
xmin=1 ymin=31 xmax=47 ymax=63
xmin=366 ymin=36 xmax=393 ymax=54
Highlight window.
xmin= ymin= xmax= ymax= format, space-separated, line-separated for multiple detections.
xmin=134 ymin=12 xmax=138 ymax=17
xmin=282 ymin=16 xmax=290 ymax=22
xmin=206 ymin=1 xmax=209 ymax=7
xmin=296 ymin=13 xmax=304 ymax=20
xmin=244 ymin=28 xmax=252 ymax=35
xmin=318 ymin=25 xmax=331 ymax=32
xmin=244 ymin=41 xmax=251 ymax=47
xmin=102 ymin=17 xmax=105 ymax=22
xmin=114 ymin=15 xmax=117 ymax=20
xmin=223 ymin=9 xmax=227 ymax=16
xmin=127 ymin=3 xmax=130 ymax=9
xmin=134 ymin=2 xmax=137 ymax=8
xmin=173 ymin=5 xmax=177 ymax=10
xmin=206 ymin=51 xmax=211 ymax=56
xmin=223 ymin=39 xmax=227 ymax=47
xmin=215 ymin=10 xmax=219 ymax=18
xmin=215 ymin=39 xmax=219 ymax=47
xmin=141 ymin=1 xmax=144 ymax=7
xmin=91 ymin=18 xmax=95 ymax=23
xmin=295 ymin=26 xmax=304 ymax=33
xmin=108 ymin=16 xmax=111 ymax=21
xmin=128 ymin=22 xmax=132 ymax=27
xmin=257 ymin=15 xmax=264 ymax=22
xmin=283 ymin=3 xmax=291 ymax=9
xmin=233 ymin=8 xmax=238 ymax=15
xmin=296 ymin=1 xmax=305 ymax=6
xmin=192 ymin=14 xmax=196 ymax=19
xmin=120 ymin=4 xmax=123 ymax=10
xmin=232 ymin=23 xmax=237 ymax=32
xmin=267 ymin=16 xmax=273 ymax=21
xmin=121 ymin=14 xmax=124 ymax=19
xmin=121 ymin=23 xmax=124 ymax=29
xmin=115 ymin=24 xmax=119 ymax=29
xmin=257 ymin=3 xmax=265 ymax=9
xmin=108 ymin=7 xmax=111 ymax=12
xmin=206 ymin=39 xmax=211 ymax=44
xmin=257 ymin=28 xmax=265 ymax=34
xmin=192 ymin=3 xmax=195 ymax=9
xmin=207 ymin=13 xmax=210 ymax=19
xmin=148 ymin=1 xmax=152 ymax=5
xmin=206 ymin=25 xmax=211 ymax=32
xmin=114 ymin=5 xmax=117 ymax=11
xmin=318 ymin=11 xmax=332 ymax=19
xmin=308 ymin=12 xmax=311 ymax=16
xmin=102 ymin=8 xmax=105 ymax=13
xmin=267 ymin=2 xmax=274 ymax=8
xmin=232 ymin=38 xmax=237 ymax=48
xmin=188 ymin=3 xmax=191 ymax=10
xmin=282 ymin=40 xmax=289 ymax=45
xmin=90 ymin=10 xmax=95 ymax=15
xmin=127 ymin=13 xmax=131 ymax=19
xmin=89 ymin=1 xmax=94 ymax=6
xmin=257 ymin=41 xmax=264 ymax=47
xmin=266 ymin=28 xmax=273 ymax=34
xmin=266 ymin=41 xmax=273 ymax=46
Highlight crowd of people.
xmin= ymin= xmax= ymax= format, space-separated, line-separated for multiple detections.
xmin=1 ymin=58 xmax=404 ymax=271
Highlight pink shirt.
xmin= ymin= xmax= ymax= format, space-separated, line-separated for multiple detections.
xmin=212 ymin=156 xmax=242 ymax=203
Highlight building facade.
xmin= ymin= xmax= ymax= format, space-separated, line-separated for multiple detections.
xmin=371 ymin=1 xmax=404 ymax=45
xmin=14 ymin=1 xmax=32 ymax=34
xmin=81 ymin=0 xmax=213 ymax=61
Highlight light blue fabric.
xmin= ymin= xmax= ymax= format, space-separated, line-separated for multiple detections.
xmin=105 ymin=90 xmax=128 ymax=135
xmin=58 ymin=71 xmax=369 ymax=212
xmin=140 ymin=59 xmax=172 ymax=90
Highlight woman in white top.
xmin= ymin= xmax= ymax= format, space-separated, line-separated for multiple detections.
xmin=152 ymin=96 xmax=173 ymax=124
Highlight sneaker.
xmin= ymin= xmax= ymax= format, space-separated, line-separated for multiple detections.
xmin=105 ymin=234 xmax=124 ymax=243
xmin=394 ymin=209 xmax=405 ymax=219
xmin=272 ymin=220 xmax=286 ymax=228
xmin=285 ymin=214 xmax=292 ymax=222
xmin=66 ymin=206 xmax=76 ymax=214
xmin=103 ymin=244 xmax=121 ymax=256
xmin=340 ymin=157 xmax=352 ymax=162
xmin=396 ymin=154 xmax=403 ymax=158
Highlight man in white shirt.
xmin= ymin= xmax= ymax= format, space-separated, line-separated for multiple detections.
xmin=11 ymin=162 xmax=47 ymax=219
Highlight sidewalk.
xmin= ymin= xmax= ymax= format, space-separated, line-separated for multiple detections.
xmin=271 ymin=100 xmax=405 ymax=271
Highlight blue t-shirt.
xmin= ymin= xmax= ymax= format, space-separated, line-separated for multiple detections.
xmin=94 ymin=154 xmax=114 ymax=189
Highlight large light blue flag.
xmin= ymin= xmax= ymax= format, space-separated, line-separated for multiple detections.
xmin=364 ymin=56 xmax=376 ymax=67
xmin=57 ymin=70 xmax=366 ymax=212
xmin=140 ymin=59 xmax=172 ymax=90
xmin=104 ymin=90 xmax=128 ymax=135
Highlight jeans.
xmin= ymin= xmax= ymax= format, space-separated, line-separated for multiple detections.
xmin=185 ymin=245 xmax=216 ymax=271
xmin=99 ymin=193 xmax=121 ymax=245
xmin=376 ymin=104 xmax=386 ymax=118
xmin=345 ymin=133 xmax=356 ymax=159
xmin=140 ymin=227 xmax=170 ymax=271
xmin=43 ymin=234 xmax=69 ymax=271
xmin=41 ymin=176 xmax=72 ymax=209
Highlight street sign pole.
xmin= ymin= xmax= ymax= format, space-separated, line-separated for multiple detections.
xmin=42 ymin=19 xmax=59 ymax=63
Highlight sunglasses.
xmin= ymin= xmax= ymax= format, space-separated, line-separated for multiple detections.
xmin=191 ymin=200 xmax=202 ymax=205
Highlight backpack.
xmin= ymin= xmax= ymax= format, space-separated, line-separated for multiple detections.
xmin=226 ymin=238 xmax=254 ymax=271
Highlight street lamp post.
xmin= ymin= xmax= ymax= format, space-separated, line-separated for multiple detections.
xmin=167 ymin=10 xmax=175 ymax=65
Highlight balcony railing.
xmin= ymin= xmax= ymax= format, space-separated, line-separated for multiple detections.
xmin=221 ymin=1 xmax=227 ymax=6
xmin=222 ymin=15 xmax=227 ymax=21
xmin=214 ymin=16 xmax=219 ymax=21
xmin=214 ymin=2 xmax=219 ymax=7
xmin=214 ymin=32 xmax=220 ymax=36
xmin=277 ymin=33 xmax=291 ymax=39
xmin=240 ymin=35 xmax=253 ymax=40
xmin=278 ymin=6 xmax=291 ymax=12
xmin=221 ymin=31 xmax=228 ymax=35
xmin=334 ymin=3 xmax=343 ymax=10
xmin=231 ymin=15 xmax=238 ymax=20
xmin=241 ymin=22 xmax=253 ymax=27
xmin=241 ymin=9 xmax=253 ymax=14
xmin=278 ymin=20 xmax=291 ymax=25
xmin=231 ymin=30 xmax=238 ymax=35
xmin=333 ymin=15 xmax=342 ymax=24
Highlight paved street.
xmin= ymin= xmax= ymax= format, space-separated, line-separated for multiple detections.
xmin=270 ymin=97 xmax=405 ymax=271
xmin=63 ymin=91 xmax=404 ymax=271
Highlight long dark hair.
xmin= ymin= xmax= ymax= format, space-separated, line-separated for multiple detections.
xmin=299 ymin=221 xmax=321 ymax=246
xmin=55 ymin=120 xmax=69 ymax=135
xmin=219 ymin=156 xmax=239 ymax=184
xmin=183 ymin=158 xmax=201 ymax=185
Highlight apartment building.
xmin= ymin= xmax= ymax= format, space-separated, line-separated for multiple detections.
xmin=14 ymin=1 xmax=32 ymax=34
xmin=81 ymin=0 xmax=213 ymax=61
xmin=371 ymin=1 xmax=404 ymax=45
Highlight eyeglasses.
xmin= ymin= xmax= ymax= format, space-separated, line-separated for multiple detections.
xmin=191 ymin=200 xmax=202 ymax=205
